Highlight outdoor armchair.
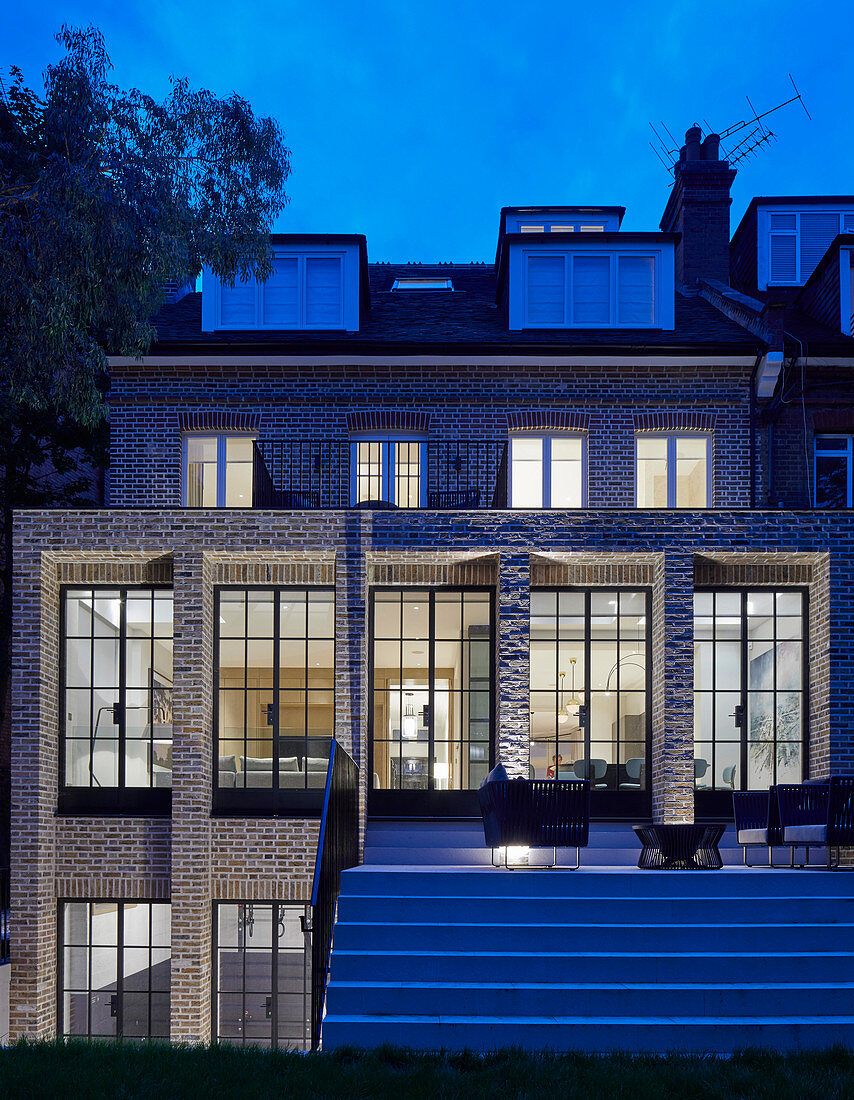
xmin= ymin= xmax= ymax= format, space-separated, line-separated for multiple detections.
xmin=774 ymin=779 xmax=854 ymax=868
xmin=732 ymin=788 xmax=785 ymax=866
xmin=477 ymin=776 xmax=590 ymax=869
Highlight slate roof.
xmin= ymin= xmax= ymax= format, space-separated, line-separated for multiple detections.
xmin=150 ymin=263 xmax=762 ymax=356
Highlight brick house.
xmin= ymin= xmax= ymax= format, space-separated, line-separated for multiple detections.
xmin=9 ymin=127 xmax=854 ymax=1049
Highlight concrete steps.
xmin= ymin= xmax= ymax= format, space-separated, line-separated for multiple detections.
xmin=322 ymin=849 xmax=854 ymax=1052
xmin=363 ymin=819 xmax=748 ymax=867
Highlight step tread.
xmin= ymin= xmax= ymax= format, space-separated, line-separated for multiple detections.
xmin=323 ymin=1013 xmax=854 ymax=1024
xmin=331 ymin=949 xmax=854 ymax=959
xmin=329 ymin=979 xmax=854 ymax=990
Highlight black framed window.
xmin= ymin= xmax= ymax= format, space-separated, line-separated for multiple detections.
xmin=694 ymin=589 xmax=806 ymax=796
xmin=215 ymin=588 xmax=334 ymax=813
xmin=371 ymin=589 xmax=492 ymax=795
xmin=214 ymin=902 xmax=310 ymax=1050
xmin=529 ymin=589 xmax=651 ymax=807
xmin=60 ymin=901 xmax=171 ymax=1039
xmin=61 ymin=587 xmax=172 ymax=814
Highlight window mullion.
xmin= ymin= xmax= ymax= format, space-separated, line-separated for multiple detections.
xmin=542 ymin=437 xmax=551 ymax=508
xmin=274 ymin=591 xmax=280 ymax=793
xmin=118 ymin=591 xmax=127 ymax=790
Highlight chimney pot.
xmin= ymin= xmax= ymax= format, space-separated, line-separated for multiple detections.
xmin=701 ymin=133 xmax=721 ymax=161
xmin=684 ymin=126 xmax=702 ymax=161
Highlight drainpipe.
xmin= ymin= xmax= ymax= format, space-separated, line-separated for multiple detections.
xmin=749 ymin=354 xmax=762 ymax=508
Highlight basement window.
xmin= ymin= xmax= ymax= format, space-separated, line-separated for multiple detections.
xmin=391 ymin=278 xmax=454 ymax=291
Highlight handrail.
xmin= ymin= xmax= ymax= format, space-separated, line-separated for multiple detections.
xmin=309 ymin=740 xmax=358 ymax=1050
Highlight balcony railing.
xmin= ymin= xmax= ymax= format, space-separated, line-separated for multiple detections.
xmin=253 ymin=440 xmax=508 ymax=509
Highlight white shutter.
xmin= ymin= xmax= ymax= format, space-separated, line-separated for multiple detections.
xmin=572 ymin=255 xmax=610 ymax=324
xmin=768 ymin=213 xmax=796 ymax=231
xmin=617 ymin=255 xmax=655 ymax=324
xmin=220 ymin=277 xmax=256 ymax=326
xmin=769 ymin=235 xmax=797 ymax=283
xmin=305 ymin=257 xmax=342 ymax=327
xmin=526 ymin=255 xmax=566 ymax=324
xmin=843 ymin=214 xmax=854 ymax=233
xmin=262 ymin=257 xmax=298 ymax=326
xmin=799 ymin=213 xmax=840 ymax=280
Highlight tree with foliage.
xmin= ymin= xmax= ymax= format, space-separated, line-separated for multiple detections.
xmin=0 ymin=25 xmax=291 ymax=848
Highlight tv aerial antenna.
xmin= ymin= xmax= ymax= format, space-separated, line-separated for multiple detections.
xmin=648 ymin=74 xmax=811 ymax=176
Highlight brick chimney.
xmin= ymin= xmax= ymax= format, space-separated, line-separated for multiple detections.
xmin=659 ymin=126 xmax=737 ymax=287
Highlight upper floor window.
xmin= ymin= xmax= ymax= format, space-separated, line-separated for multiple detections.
xmin=350 ymin=437 xmax=427 ymax=508
xmin=202 ymin=240 xmax=363 ymax=333
xmin=215 ymin=588 xmax=334 ymax=811
xmin=516 ymin=248 xmax=670 ymax=329
xmin=509 ymin=434 xmax=585 ymax=508
xmin=761 ymin=207 xmax=854 ymax=287
xmin=183 ymin=434 xmax=255 ymax=508
xmin=519 ymin=223 xmax=605 ymax=233
xmin=636 ymin=435 xmax=710 ymax=508
xmin=61 ymin=587 xmax=172 ymax=813
xmin=815 ymin=435 xmax=853 ymax=508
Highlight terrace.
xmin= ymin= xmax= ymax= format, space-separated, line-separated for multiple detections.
xmin=251 ymin=439 xmax=508 ymax=509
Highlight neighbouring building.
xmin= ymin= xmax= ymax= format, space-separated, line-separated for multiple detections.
xmin=10 ymin=128 xmax=854 ymax=1047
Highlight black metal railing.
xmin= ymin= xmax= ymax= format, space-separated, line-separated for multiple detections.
xmin=309 ymin=741 xmax=358 ymax=1050
xmin=0 ymin=866 xmax=9 ymax=965
xmin=253 ymin=439 xmax=508 ymax=509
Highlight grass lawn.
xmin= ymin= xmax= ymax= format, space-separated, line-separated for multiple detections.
xmin=0 ymin=1041 xmax=853 ymax=1099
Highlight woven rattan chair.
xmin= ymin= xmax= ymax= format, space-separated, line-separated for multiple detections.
xmin=477 ymin=778 xmax=590 ymax=869
xmin=732 ymin=788 xmax=786 ymax=866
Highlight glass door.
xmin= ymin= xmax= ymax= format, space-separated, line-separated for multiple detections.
xmin=694 ymin=589 xmax=806 ymax=817
xmin=529 ymin=589 xmax=651 ymax=818
xmin=369 ymin=588 xmax=493 ymax=815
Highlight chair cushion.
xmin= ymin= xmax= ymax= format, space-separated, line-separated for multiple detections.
xmin=218 ymin=754 xmax=237 ymax=774
xmin=784 ymin=824 xmax=827 ymax=844
xmin=737 ymin=828 xmax=768 ymax=845
xmin=218 ymin=770 xmax=235 ymax=789
xmin=279 ymin=756 xmax=299 ymax=773
xmin=480 ymin=762 xmax=509 ymax=788
xmin=306 ymin=756 xmax=328 ymax=771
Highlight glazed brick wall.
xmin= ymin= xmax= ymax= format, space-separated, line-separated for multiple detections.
xmin=10 ymin=507 xmax=850 ymax=1039
xmin=107 ymin=359 xmax=754 ymax=509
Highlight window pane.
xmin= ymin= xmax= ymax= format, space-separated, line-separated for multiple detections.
xmin=305 ymin=256 xmax=342 ymax=326
xmin=394 ymin=442 xmax=422 ymax=508
xmin=636 ymin=436 xmax=667 ymax=507
xmin=510 ymin=437 xmax=543 ymax=508
xmin=262 ymin=256 xmax=298 ymax=325
xmin=675 ymin=439 xmax=708 ymax=507
xmin=815 ymin=453 xmax=849 ymax=508
xmin=356 ymin=441 xmax=384 ymax=503
xmin=617 ymin=255 xmax=655 ymax=324
xmin=550 ymin=436 xmax=583 ymax=507
xmin=225 ymin=437 xmax=254 ymax=508
xmin=186 ymin=437 xmax=218 ymax=507
xmin=527 ymin=255 xmax=565 ymax=324
xmin=572 ymin=255 xmax=610 ymax=324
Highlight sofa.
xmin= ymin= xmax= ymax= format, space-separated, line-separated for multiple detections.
xmin=218 ymin=754 xmax=329 ymax=788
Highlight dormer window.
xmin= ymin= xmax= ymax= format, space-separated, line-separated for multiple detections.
xmin=517 ymin=222 xmax=605 ymax=234
xmin=202 ymin=238 xmax=363 ymax=332
xmin=391 ymin=278 xmax=454 ymax=291
xmin=514 ymin=247 xmax=670 ymax=329
xmin=759 ymin=206 xmax=854 ymax=287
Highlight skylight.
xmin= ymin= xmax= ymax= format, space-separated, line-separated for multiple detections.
xmin=391 ymin=278 xmax=454 ymax=291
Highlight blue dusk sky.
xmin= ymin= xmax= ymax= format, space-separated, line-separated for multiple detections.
xmin=3 ymin=1 xmax=850 ymax=262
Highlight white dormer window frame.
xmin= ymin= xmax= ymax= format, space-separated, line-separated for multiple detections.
xmin=507 ymin=212 xmax=619 ymax=233
xmin=760 ymin=206 xmax=854 ymax=288
xmin=215 ymin=252 xmax=344 ymax=330
xmin=203 ymin=246 xmax=361 ymax=332
xmin=513 ymin=247 xmax=668 ymax=329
